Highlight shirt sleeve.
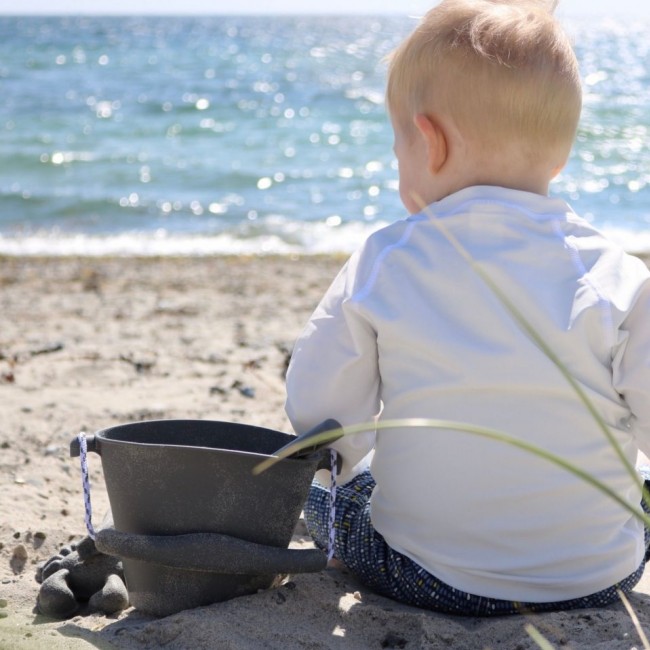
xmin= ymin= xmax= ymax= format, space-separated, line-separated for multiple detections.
xmin=285 ymin=254 xmax=380 ymax=478
xmin=613 ymin=278 xmax=650 ymax=457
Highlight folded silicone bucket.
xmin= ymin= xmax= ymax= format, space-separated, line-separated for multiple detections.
xmin=70 ymin=419 xmax=328 ymax=616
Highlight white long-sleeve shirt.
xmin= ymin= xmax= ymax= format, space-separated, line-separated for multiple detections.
xmin=285 ymin=185 xmax=650 ymax=602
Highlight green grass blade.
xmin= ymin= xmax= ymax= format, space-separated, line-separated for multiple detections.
xmin=524 ymin=624 xmax=556 ymax=650
xmin=617 ymin=589 xmax=650 ymax=650
xmin=254 ymin=417 xmax=650 ymax=529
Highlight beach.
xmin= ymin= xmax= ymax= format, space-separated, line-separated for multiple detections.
xmin=1 ymin=252 xmax=650 ymax=650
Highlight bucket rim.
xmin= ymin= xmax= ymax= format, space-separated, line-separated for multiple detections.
xmin=92 ymin=418 xmax=313 ymax=462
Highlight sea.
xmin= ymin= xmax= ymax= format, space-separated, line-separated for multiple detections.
xmin=0 ymin=14 xmax=648 ymax=257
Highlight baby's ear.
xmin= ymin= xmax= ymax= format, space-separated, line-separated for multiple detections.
xmin=414 ymin=113 xmax=448 ymax=175
xmin=550 ymin=160 xmax=566 ymax=179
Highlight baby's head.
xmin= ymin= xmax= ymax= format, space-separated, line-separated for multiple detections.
xmin=386 ymin=0 xmax=582 ymax=207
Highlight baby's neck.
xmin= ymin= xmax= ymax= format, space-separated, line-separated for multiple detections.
xmin=449 ymin=175 xmax=550 ymax=197
xmin=444 ymin=150 xmax=555 ymax=198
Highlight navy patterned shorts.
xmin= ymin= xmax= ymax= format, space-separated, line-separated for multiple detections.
xmin=304 ymin=470 xmax=650 ymax=616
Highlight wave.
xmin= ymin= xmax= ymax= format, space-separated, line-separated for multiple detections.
xmin=0 ymin=221 xmax=648 ymax=258
xmin=0 ymin=219 xmax=387 ymax=257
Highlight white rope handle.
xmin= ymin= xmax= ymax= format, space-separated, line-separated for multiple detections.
xmin=77 ymin=432 xmax=96 ymax=540
xmin=327 ymin=449 xmax=338 ymax=562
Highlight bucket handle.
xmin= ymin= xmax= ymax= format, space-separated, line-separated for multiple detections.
xmin=70 ymin=432 xmax=98 ymax=540
xmin=275 ymin=419 xmax=343 ymax=562
xmin=277 ymin=418 xmax=342 ymax=467
xmin=70 ymin=433 xmax=98 ymax=457
xmin=95 ymin=526 xmax=327 ymax=575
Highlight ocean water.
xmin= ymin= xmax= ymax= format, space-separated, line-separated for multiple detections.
xmin=0 ymin=14 xmax=648 ymax=256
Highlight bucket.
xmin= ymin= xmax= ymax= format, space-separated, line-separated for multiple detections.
xmin=70 ymin=419 xmax=335 ymax=616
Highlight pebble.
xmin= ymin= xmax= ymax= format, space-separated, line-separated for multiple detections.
xmin=231 ymin=380 xmax=255 ymax=398
xmin=88 ymin=574 xmax=129 ymax=615
xmin=12 ymin=545 xmax=28 ymax=561
xmin=37 ymin=569 xmax=79 ymax=619
xmin=10 ymin=545 xmax=28 ymax=574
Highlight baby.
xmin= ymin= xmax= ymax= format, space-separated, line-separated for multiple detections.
xmin=285 ymin=0 xmax=650 ymax=614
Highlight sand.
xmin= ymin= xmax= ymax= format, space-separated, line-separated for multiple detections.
xmin=1 ymin=253 xmax=650 ymax=650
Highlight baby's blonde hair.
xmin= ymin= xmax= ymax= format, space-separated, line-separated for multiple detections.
xmin=386 ymin=0 xmax=582 ymax=163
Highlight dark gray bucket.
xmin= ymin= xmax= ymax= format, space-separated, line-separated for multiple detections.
xmin=70 ymin=419 xmax=333 ymax=616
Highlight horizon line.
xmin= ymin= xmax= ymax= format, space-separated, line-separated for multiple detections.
xmin=0 ymin=9 xmax=644 ymax=17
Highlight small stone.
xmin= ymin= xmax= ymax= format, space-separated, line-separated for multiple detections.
xmin=41 ymin=557 xmax=64 ymax=582
xmin=76 ymin=537 xmax=98 ymax=561
xmin=35 ymin=562 xmax=45 ymax=584
xmin=37 ymin=569 xmax=79 ymax=619
xmin=0 ymin=599 xmax=7 ymax=607
xmin=12 ymin=545 xmax=28 ymax=561
xmin=34 ymin=532 xmax=47 ymax=541
xmin=39 ymin=540 xmax=123 ymax=601
xmin=88 ymin=574 xmax=129 ymax=615
xmin=231 ymin=380 xmax=255 ymax=398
